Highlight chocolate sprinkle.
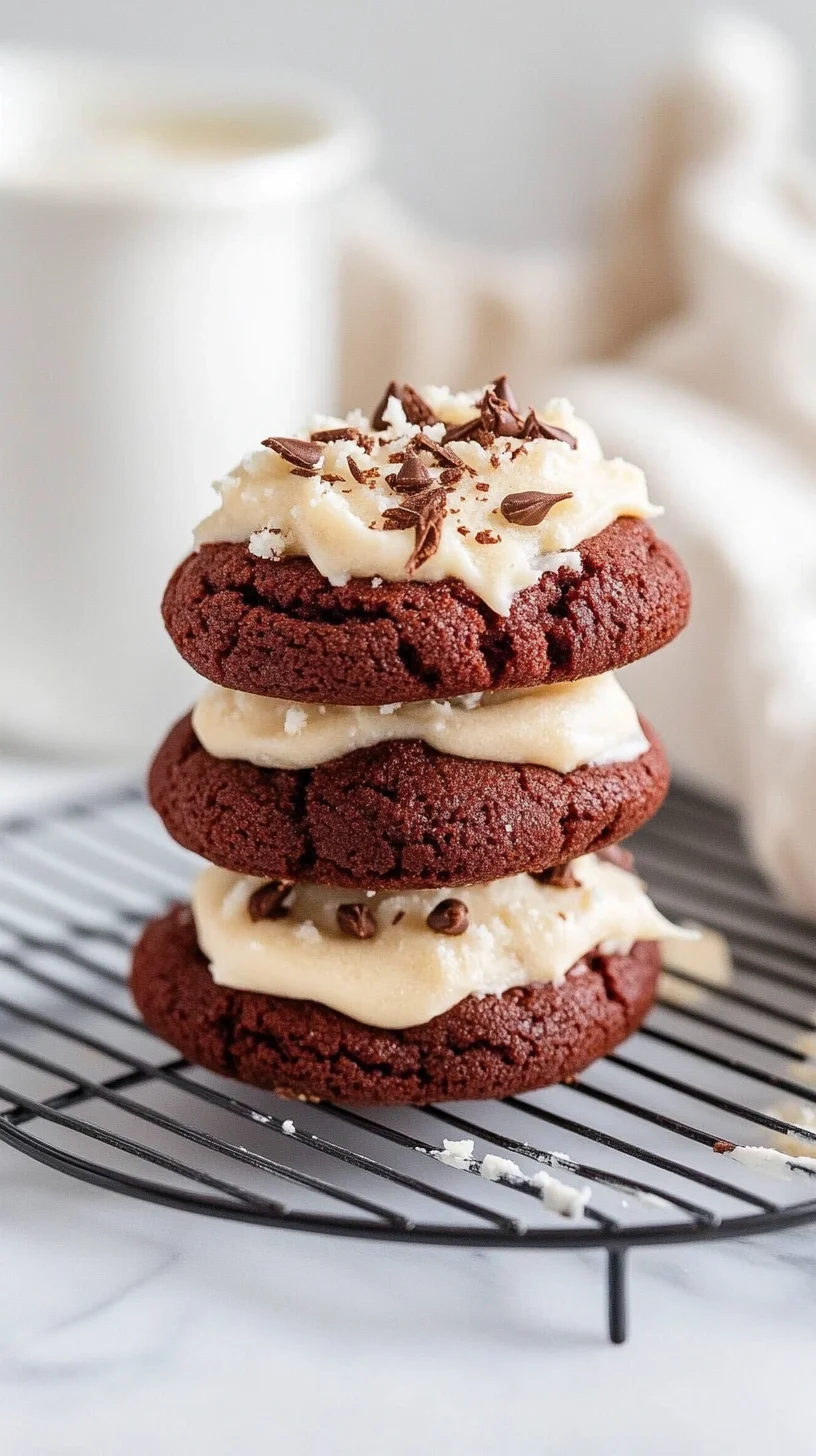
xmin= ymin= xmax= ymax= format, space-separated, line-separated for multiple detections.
xmin=371 ymin=381 xmax=437 ymax=431
xmin=426 ymin=898 xmax=469 ymax=936
xmin=336 ymin=902 xmax=377 ymax=939
xmin=500 ymin=490 xmax=573 ymax=526
xmin=247 ymin=881 xmax=294 ymax=922
xmin=261 ymin=436 xmax=324 ymax=472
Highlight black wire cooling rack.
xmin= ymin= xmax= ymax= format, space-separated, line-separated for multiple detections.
xmin=0 ymin=782 xmax=815 ymax=1344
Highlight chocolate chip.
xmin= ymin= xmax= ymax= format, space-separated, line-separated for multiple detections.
xmin=438 ymin=466 xmax=463 ymax=485
xmin=261 ymin=436 xmax=324 ymax=472
xmin=426 ymin=898 xmax=469 ymax=935
xmin=597 ymin=844 xmax=635 ymax=873
xmin=382 ymin=486 xmax=447 ymax=573
xmin=247 ymin=881 xmax=294 ymax=922
xmin=713 ymin=1140 xmax=736 ymax=1154
xmin=391 ymin=450 xmax=432 ymax=494
xmin=521 ymin=410 xmax=578 ymax=450
xmin=392 ymin=909 xmax=406 ymax=926
xmin=531 ymin=862 xmax=581 ymax=889
xmin=336 ymin=902 xmax=377 ymax=939
xmin=371 ymin=382 xmax=437 ymax=431
xmin=500 ymin=490 xmax=573 ymax=526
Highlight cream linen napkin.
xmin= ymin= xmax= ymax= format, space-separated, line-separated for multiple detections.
xmin=339 ymin=15 xmax=816 ymax=913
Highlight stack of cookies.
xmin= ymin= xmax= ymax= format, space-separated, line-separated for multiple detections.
xmin=132 ymin=377 xmax=692 ymax=1105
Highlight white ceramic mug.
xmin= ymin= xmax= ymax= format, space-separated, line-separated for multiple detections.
xmin=0 ymin=49 xmax=373 ymax=760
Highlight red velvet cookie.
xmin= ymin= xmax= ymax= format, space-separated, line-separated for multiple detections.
xmin=130 ymin=904 xmax=660 ymax=1106
xmin=150 ymin=713 xmax=669 ymax=889
xmin=162 ymin=518 xmax=690 ymax=704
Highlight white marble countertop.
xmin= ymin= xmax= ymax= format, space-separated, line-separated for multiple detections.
xmin=1 ymin=758 xmax=814 ymax=1456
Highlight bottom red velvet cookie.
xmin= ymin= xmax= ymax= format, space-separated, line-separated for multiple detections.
xmin=130 ymin=905 xmax=660 ymax=1106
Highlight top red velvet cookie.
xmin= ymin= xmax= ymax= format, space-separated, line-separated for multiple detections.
xmin=162 ymin=378 xmax=690 ymax=703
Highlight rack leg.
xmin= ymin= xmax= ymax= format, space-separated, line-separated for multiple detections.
xmin=607 ymin=1249 xmax=628 ymax=1344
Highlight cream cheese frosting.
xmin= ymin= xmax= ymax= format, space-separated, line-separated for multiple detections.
xmin=192 ymin=672 xmax=649 ymax=773
xmin=193 ymin=386 xmax=661 ymax=615
xmin=192 ymin=855 xmax=693 ymax=1029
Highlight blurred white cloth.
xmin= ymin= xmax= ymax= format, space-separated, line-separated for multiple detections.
xmin=341 ymin=15 xmax=816 ymax=914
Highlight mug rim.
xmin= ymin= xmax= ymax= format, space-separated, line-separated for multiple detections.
xmin=0 ymin=46 xmax=375 ymax=207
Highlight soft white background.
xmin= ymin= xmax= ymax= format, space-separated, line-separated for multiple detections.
xmin=1 ymin=0 xmax=815 ymax=247
xmin=1 ymin=7 xmax=815 ymax=1452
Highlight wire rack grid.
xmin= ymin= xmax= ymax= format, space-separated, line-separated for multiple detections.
xmin=0 ymin=782 xmax=815 ymax=1344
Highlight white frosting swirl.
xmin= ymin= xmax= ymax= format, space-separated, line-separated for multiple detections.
xmin=192 ymin=673 xmax=649 ymax=774
xmin=193 ymin=855 xmax=693 ymax=1029
xmin=193 ymin=388 xmax=661 ymax=615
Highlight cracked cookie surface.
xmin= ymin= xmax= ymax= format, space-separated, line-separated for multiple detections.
xmin=130 ymin=905 xmax=660 ymax=1105
xmin=150 ymin=714 xmax=669 ymax=889
xmin=162 ymin=518 xmax=690 ymax=704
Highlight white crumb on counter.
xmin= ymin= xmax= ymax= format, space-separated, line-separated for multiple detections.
xmin=281 ymin=1119 xmax=296 ymax=1136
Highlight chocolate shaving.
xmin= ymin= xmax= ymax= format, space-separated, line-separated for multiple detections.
xmin=247 ymin=880 xmax=294 ymax=922
xmin=348 ymin=456 xmax=378 ymax=485
xmin=391 ymin=450 xmax=432 ymax=494
xmin=381 ymin=486 xmax=447 ymax=573
xmin=261 ymin=436 xmax=324 ymax=472
xmin=426 ymin=898 xmax=469 ymax=936
xmin=500 ymin=490 xmax=573 ymax=526
xmin=532 ymin=862 xmax=581 ymax=889
xmin=521 ymin=409 xmax=578 ymax=450
xmin=411 ymin=433 xmax=475 ymax=475
xmin=392 ymin=909 xmax=406 ymax=926
xmin=310 ymin=426 xmax=374 ymax=451
xmin=336 ymin=902 xmax=377 ymax=940
xmin=442 ymin=380 xmax=524 ymax=445
xmin=491 ymin=374 xmax=520 ymax=414
xmin=443 ymin=416 xmax=493 ymax=448
xmin=597 ymin=844 xmax=635 ymax=873
xmin=481 ymin=389 xmax=526 ymax=439
xmin=438 ymin=466 xmax=463 ymax=485
xmin=371 ymin=381 xmax=437 ymax=431
xmin=713 ymin=1140 xmax=736 ymax=1154
xmin=475 ymin=529 xmax=500 ymax=545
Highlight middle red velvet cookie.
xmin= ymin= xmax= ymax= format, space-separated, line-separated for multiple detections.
xmin=150 ymin=713 xmax=669 ymax=889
